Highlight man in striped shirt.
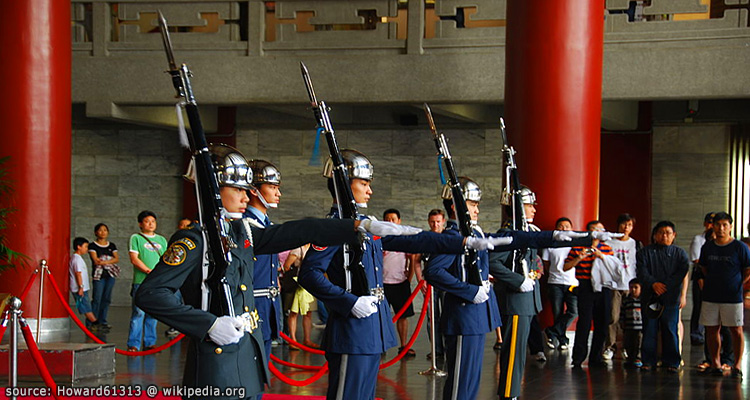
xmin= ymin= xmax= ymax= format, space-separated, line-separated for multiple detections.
xmin=564 ymin=220 xmax=614 ymax=368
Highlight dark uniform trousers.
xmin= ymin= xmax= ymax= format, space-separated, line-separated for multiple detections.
xmin=299 ymin=212 xmax=469 ymax=400
xmin=424 ymin=224 xmax=502 ymax=400
xmin=136 ymin=218 xmax=358 ymax=399
xmin=490 ymin=229 xmax=593 ymax=399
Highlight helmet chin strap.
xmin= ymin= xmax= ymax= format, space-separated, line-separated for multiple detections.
xmin=252 ymin=189 xmax=278 ymax=209
xmin=356 ymin=202 xmax=368 ymax=208
xmin=227 ymin=212 xmax=243 ymax=219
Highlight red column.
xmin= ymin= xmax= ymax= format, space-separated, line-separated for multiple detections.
xmin=504 ymin=0 xmax=604 ymax=231
xmin=0 ymin=0 xmax=71 ymax=320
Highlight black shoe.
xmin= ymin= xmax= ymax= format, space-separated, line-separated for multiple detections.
xmin=493 ymin=342 xmax=503 ymax=351
xmin=731 ymin=368 xmax=743 ymax=380
xmin=544 ymin=329 xmax=556 ymax=349
xmin=589 ymin=359 xmax=608 ymax=368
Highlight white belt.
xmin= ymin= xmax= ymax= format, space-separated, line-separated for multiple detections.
xmin=253 ymin=286 xmax=280 ymax=298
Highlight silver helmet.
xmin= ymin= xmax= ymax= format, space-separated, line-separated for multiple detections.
xmin=322 ymin=149 xmax=374 ymax=181
xmin=248 ymin=159 xmax=281 ymax=186
xmin=208 ymin=144 xmax=254 ymax=190
xmin=442 ymin=177 xmax=482 ymax=202
xmin=501 ymin=185 xmax=537 ymax=206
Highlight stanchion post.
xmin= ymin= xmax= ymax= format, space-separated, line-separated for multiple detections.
xmin=419 ymin=285 xmax=446 ymax=376
xmin=36 ymin=259 xmax=48 ymax=343
xmin=8 ymin=296 xmax=22 ymax=399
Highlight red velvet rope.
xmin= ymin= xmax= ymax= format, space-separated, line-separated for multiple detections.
xmin=268 ymin=361 xmax=329 ymax=386
xmin=278 ymin=332 xmax=325 ymax=355
xmin=271 ymin=281 xmax=431 ymax=380
xmin=18 ymin=270 xmax=39 ymax=302
xmin=0 ymin=311 xmax=8 ymax=344
xmin=380 ymin=285 xmax=430 ymax=369
xmin=45 ymin=269 xmax=185 ymax=356
xmin=391 ymin=279 xmax=426 ymax=322
xmin=20 ymin=323 xmax=62 ymax=400
xmin=269 ymin=354 xmax=324 ymax=371
xmin=0 ymin=271 xmax=38 ymax=318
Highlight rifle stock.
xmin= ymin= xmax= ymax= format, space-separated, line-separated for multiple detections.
xmin=424 ymin=104 xmax=482 ymax=286
xmin=300 ymin=63 xmax=369 ymax=297
xmin=158 ymin=12 xmax=235 ymax=316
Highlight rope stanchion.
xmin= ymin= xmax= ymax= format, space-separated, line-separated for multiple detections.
xmin=279 ymin=332 xmax=325 ymax=355
xmin=268 ymin=361 xmax=328 ymax=387
xmin=45 ymin=268 xmax=185 ymax=356
xmin=269 ymin=354 xmax=324 ymax=371
xmin=19 ymin=322 xmax=62 ymax=400
xmin=380 ymin=285 xmax=430 ymax=369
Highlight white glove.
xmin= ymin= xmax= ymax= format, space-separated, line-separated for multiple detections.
xmin=358 ymin=220 xmax=422 ymax=237
xmin=591 ymin=231 xmax=625 ymax=241
xmin=351 ymin=295 xmax=379 ymax=318
xmin=208 ymin=316 xmax=245 ymax=345
xmin=552 ymin=230 xmax=589 ymax=242
xmin=466 ymin=236 xmax=513 ymax=251
xmin=519 ymin=278 xmax=536 ymax=292
xmin=472 ymin=286 xmax=490 ymax=304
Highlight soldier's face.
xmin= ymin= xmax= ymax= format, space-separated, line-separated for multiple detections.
xmin=524 ymin=203 xmax=536 ymax=222
xmin=466 ymin=200 xmax=480 ymax=221
xmin=221 ymin=186 xmax=250 ymax=214
xmin=350 ymin=178 xmax=372 ymax=205
xmin=254 ymin=183 xmax=281 ymax=205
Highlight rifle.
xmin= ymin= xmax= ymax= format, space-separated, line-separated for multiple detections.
xmin=299 ymin=62 xmax=370 ymax=297
xmin=423 ymin=103 xmax=482 ymax=286
xmin=158 ymin=12 xmax=236 ymax=316
xmin=499 ymin=119 xmax=531 ymax=277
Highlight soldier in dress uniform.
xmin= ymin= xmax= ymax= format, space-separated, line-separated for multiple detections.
xmin=135 ymin=145 xmax=414 ymax=400
xmin=490 ymin=186 xmax=615 ymax=400
xmin=298 ymin=151 xmax=514 ymax=400
xmin=425 ymin=178 xmax=590 ymax=400
xmin=242 ymin=159 xmax=283 ymax=357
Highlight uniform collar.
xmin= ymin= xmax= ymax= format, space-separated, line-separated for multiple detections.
xmin=244 ymin=207 xmax=270 ymax=226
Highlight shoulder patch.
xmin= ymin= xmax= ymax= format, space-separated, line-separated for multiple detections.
xmin=311 ymin=244 xmax=328 ymax=251
xmin=174 ymin=237 xmax=196 ymax=250
xmin=163 ymin=243 xmax=188 ymax=266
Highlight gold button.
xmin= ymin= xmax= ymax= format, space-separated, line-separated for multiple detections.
xmin=215 ymin=348 xmax=222 ymax=354
xmin=253 ymin=257 xmax=257 ymax=261
xmin=240 ymin=284 xmax=247 ymax=291
xmin=244 ymin=306 xmax=250 ymax=312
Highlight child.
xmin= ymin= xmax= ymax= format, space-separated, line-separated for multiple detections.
xmin=69 ymin=237 xmax=100 ymax=329
xmin=622 ymin=278 xmax=643 ymax=368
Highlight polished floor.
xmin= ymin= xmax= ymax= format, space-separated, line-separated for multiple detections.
xmin=18 ymin=306 xmax=750 ymax=399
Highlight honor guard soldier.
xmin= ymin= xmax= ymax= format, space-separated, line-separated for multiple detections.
xmin=135 ymin=145 xmax=411 ymax=400
xmin=424 ymin=179 xmax=589 ymax=400
xmin=242 ymin=159 xmax=283 ymax=357
xmin=490 ymin=186 xmax=615 ymax=400
xmin=298 ymin=150 xmax=512 ymax=400
xmin=424 ymin=177 xmax=502 ymax=400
